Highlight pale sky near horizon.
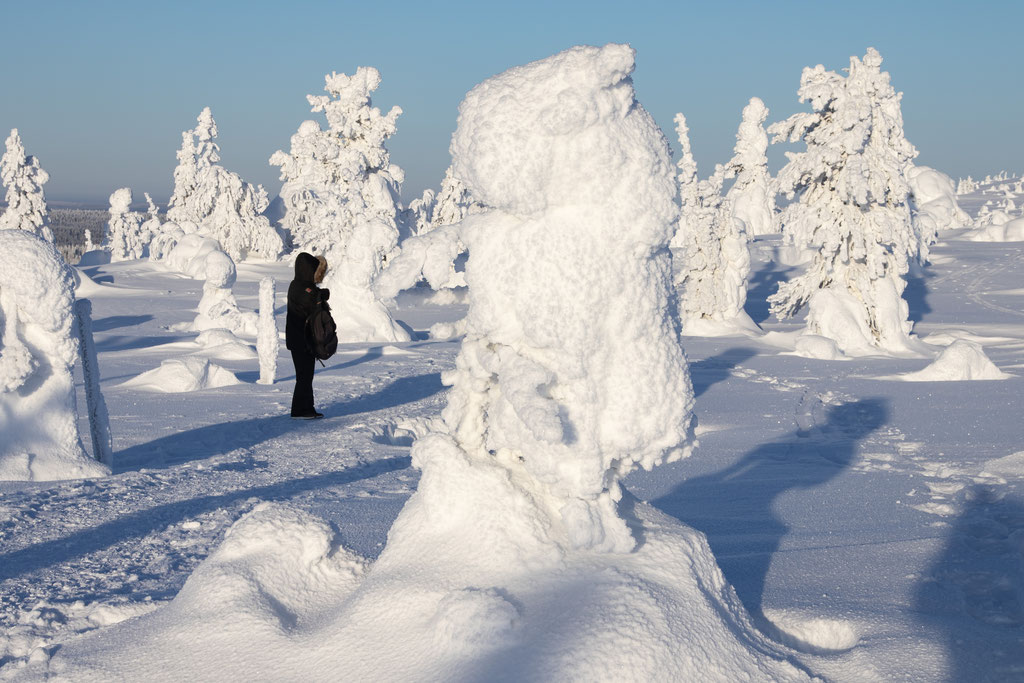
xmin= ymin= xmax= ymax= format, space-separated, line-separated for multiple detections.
xmin=2 ymin=0 xmax=1021 ymax=206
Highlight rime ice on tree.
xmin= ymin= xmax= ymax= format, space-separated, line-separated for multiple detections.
xmin=768 ymin=48 xmax=925 ymax=357
xmin=0 ymin=129 xmax=53 ymax=243
xmin=410 ymin=44 xmax=697 ymax=553
xmin=166 ymin=108 xmax=283 ymax=262
xmin=671 ymin=116 xmax=756 ymax=335
xmin=106 ymin=188 xmax=146 ymax=261
xmin=271 ymin=68 xmax=409 ymax=342
xmin=257 ymin=277 xmax=278 ymax=384
xmin=0 ymin=231 xmax=109 ymax=481
xmin=723 ymin=97 xmax=777 ymax=236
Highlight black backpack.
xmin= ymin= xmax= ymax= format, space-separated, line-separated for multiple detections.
xmin=304 ymin=294 xmax=338 ymax=362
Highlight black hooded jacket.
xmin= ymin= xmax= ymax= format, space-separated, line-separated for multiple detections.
xmin=286 ymin=252 xmax=330 ymax=352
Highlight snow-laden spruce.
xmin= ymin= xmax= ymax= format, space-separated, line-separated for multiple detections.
xmin=724 ymin=97 xmax=778 ymax=236
xmin=375 ymin=164 xmax=482 ymax=306
xmin=165 ymin=108 xmax=283 ymax=262
xmin=769 ymin=48 xmax=926 ymax=357
xmin=271 ymin=68 xmax=410 ymax=343
xmin=105 ymin=188 xmax=146 ymax=261
xmin=256 ymin=277 xmax=278 ymax=384
xmin=671 ymin=115 xmax=757 ymax=335
xmin=0 ymin=231 xmax=108 ymax=481
xmin=0 ymin=129 xmax=53 ymax=243
xmin=48 ymin=45 xmax=813 ymax=683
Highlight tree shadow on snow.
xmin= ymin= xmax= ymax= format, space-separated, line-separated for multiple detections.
xmin=903 ymin=272 xmax=933 ymax=325
xmin=92 ymin=314 xmax=154 ymax=332
xmin=744 ymin=261 xmax=796 ymax=324
xmin=913 ymin=486 xmax=1024 ymax=679
xmin=0 ymin=457 xmax=410 ymax=586
xmin=112 ymin=372 xmax=443 ymax=473
xmin=689 ymin=347 xmax=758 ymax=398
xmin=651 ymin=398 xmax=888 ymax=630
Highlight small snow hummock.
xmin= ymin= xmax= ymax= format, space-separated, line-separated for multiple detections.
xmin=45 ymin=45 xmax=812 ymax=682
xmin=121 ymin=357 xmax=239 ymax=393
xmin=256 ymin=276 xmax=278 ymax=384
xmin=0 ymin=230 xmax=109 ymax=481
xmin=896 ymin=340 xmax=1011 ymax=381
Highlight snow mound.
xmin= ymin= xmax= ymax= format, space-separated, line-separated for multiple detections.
xmin=907 ymin=165 xmax=969 ymax=236
xmin=193 ymin=329 xmax=256 ymax=360
xmin=896 ymin=340 xmax=1011 ymax=381
xmin=47 ymin=500 xmax=810 ymax=681
xmin=981 ymin=451 xmax=1024 ymax=478
xmin=962 ymin=216 xmax=1024 ymax=242
xmin=764 ymin=609 xmax=860 ymax=654
xmin=0 ymin=230 xmax=108 ymax=481
xmin=121 ymin=357 xmax=239 ymax=392
xmin=163 ymin=233 xmax=227 ymax=280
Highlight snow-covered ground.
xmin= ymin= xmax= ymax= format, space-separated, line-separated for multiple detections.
xmin=2 ymin=190 xmax=1024 ymax=679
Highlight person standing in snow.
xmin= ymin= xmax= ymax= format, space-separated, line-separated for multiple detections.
xmin=286 ymin=252 xmax=329 ymax=419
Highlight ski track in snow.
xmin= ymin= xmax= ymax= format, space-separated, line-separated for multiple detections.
xmin=3 ymin=225 xmax=1024 ymax=679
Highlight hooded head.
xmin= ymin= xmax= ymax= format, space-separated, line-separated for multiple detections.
xmin=294 ymin=252 xmax=320 ymax=283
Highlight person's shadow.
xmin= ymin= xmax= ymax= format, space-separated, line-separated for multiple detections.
xmin=913 ymin=486 xmax=1024 ymax=680
xmin=651 ymin=398 xmax=888 ymax=635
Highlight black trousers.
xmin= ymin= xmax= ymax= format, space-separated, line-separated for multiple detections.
xmin=290 ymin=348 xmax=316 ymax=416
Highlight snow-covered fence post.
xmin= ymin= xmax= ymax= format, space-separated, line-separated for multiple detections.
xmin=257 ymin=276 xmax=278 ymax=384
xmin=74 ymin=298 xmax=113 ymax=466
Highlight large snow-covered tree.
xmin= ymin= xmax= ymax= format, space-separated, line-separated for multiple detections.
xmin=0 ymin=129 xmax=53 ymax=243
xmin=671 ymin=116 xmax=754 ymax=333
xmin=270 ymin=67 xmax=409 ymax=342
xmin=167 ymin=109 xmax=283 ymax=261
xmin=768 ymin=48 xmax=923 ymax=356
xmin=722 ymin=97 xmax=777 ymax=236
xmin=270 ymin=67 xmax=404 ymax=255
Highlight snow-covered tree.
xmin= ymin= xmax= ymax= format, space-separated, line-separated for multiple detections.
xmin=270 ymin=67 xmax=409 ymax=342
xmin=402 ymin=187 xmax=435 ymax=237
xmin=270 ymin=67 xmax=404 ymax=255
xmin=670 ymin=116 xmax=754 ymax=334
xmin=768 ymin=48 xmax=923 ymax=357
xmin=168 ymin=109 xmax=283 ymax=261
xmin=0 ymin=129 xmax=53 ymax=243
xmin=956 ymin=176 xmax=977 ymax=195
xmin=430 ymin=165 xmax=484 ymax=230
xmin=140 ymin=192 xmax=162 ymax=243
xmin=167 ymin=131 xmax=198 ymax=226
xmin=105 ymin=188 xmax=146 ymax=261
xmin=0 ymin=230 xmax=108 ymax=480
xmin=257 ymin=277 xmax=278 ymax=385
xmin=907 ymin=166 xmax=970 ymax=251
xmin=722 ymin=97 xmax=777 ymax=236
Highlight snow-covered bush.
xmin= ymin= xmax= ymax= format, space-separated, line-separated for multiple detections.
xmin=0 ymin=230 xmax=108 ymax=481
xmin=768 ymin=48 xmax=924 ymax=357
xmin=907 ymin=165 xmax=969 ymax=249
xmin=0 ymin=129 xmax=53 ymax=243
xmin=257 ymin=277 xmax=278 ymax=384
xmin=671 ymin=116 xmax=755 ymax=334
xmin=164 ymin=233 xmax=224 ymax=279
xmin=167 ymin=108 xmax=283 ymax=261
xmin=105 ymin=188 xmax=146 ymax=261
xmin=271 ymin=68 xmax=408 ymax=342
xmin=189 ymin=246 xmax=257 ymax=336
xmin=956 ymin=176 xmax=978 ymax=194
xmin=723 ymin=97 xmax=778 ymax=236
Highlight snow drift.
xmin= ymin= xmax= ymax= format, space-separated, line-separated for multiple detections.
xmin=895 ymin=340 xmax=1011 ymax=381
xmin=121 ymin=357 xmax=240 ymax=392
xmin=45 ymin=44 xmax=812 ymax=681
xmin=0 ymin=231 xmax=108 ymax=481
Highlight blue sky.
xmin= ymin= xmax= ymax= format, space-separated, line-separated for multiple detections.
xmin=2 ymin=0 xmax=1021 ymax=206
